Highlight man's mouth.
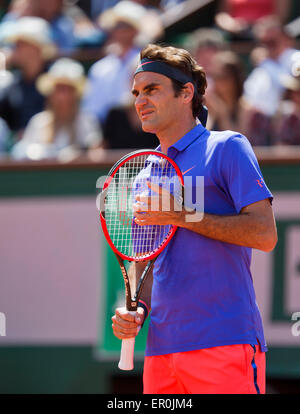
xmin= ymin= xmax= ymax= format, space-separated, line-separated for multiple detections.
xmin=140 ymin=109 xmax=154 ymax=120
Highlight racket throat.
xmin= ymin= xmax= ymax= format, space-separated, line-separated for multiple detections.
xmin=128 ymin=259 xmax=156 ymax=310
xmin=127 ymin=292 xmax=141 ymax=311
xmin=126 ymin=284 xmax=140 ymax=311
xmin=115 ymin=255 xmax=138 ymax=311
xmin=127 ymin=301 xmax=138 ymax=312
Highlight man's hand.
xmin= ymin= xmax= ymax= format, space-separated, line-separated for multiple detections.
xmin=133 ymin=181 xmax=183 ymax=226
xmin=112 ymin=307 xmax=145 ymax=340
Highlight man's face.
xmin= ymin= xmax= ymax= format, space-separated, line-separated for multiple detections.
xmin=37 ymin=0 xmax=63 ymax=21
xmin=50 ymin=83 xmax=77 ymax=109
xmin=195 ymin=45 xmax=218 ymax=77
xmin=132 ymin=71 xmax=183 ymax=135
xmin=259 ymin=27 xmax=283 ymax=60
xmin=109 ymin=21 xmax=137 ymax=47
xmin=291 ymin=89 xmax=300 ymax=107
xmin=12 ymin=39 xmax=42 ymax=67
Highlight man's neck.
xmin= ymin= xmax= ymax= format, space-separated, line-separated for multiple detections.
xmin=158 ymin=117 xmax=198 ymax=154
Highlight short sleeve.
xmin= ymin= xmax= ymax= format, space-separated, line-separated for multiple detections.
xmin=220 ymin=134 xmax=273 ymax=213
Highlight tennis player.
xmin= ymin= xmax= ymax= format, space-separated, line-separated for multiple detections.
xmin=111 ymin=44 xmax=277 ymax=394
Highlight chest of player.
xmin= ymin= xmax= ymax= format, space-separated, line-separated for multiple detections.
xmin=167 ymin=145 xmax=235 ymax=215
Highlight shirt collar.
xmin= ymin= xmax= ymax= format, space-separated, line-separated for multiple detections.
xmin=155 ymin=123 xmax=207 ymax=154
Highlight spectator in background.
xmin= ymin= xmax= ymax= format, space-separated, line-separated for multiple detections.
xmin=204 ymin=50 xmax=245 ymax=132
xmin=1 ymin=0 xmax=36 ymax=21
xmin=184 ymin=28 xmax=226 ymax=79
xmin=215 ymin=0 xmax=292 ymax=40
xmin=0 ymin=0 xmax=9 ymax=21
xmin=11 ymin=58 xmax=103 ymax=161
xmin=90 ymin=0 xmax=163 ymax=18
xmin=274 ymin=60 xmax=300 ymax=146
xmin=1 ymin=0 xmax=78 ymax=55
xmin=0 ymin=49 xmax=13 ymax=155
xmin=129 ymin=0 xmax=163 ymax=43
xmin=82 ymin=1 xmax=153 ymax=125
xmin=125 ymin=0 xmax=162 ymax=12
xmin=90 ymin=0 xmax=118 ymax=19
xmin=0 ymin=16 xmax=56 ymax=139
xmin=62 ymin=2 xmax=105 ymax=50
xmin=0 ymin=116 xmax=11 ymax=157
xmin=30 ymin=0 xmax=78 ymax=55
xmin=161 ymin=0 xmax=186 ymax=10
xmin=102 ymin=93 xmax=159 ymax=149
xmin=240 ymin=15 xmax=298 ymax=145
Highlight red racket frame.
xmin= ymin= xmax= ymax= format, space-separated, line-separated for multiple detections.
xmin=100 ymin=150 xmax=184 ymax=262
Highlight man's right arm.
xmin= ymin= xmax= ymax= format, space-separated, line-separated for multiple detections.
xmin=111 ymin=261 xmax=153 ymax=340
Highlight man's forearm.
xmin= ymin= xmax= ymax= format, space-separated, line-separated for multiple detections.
xmin=177 ymin=212 xmax=264 ymax=249
xmin=175 ymin=200 xmax=277 ymax=252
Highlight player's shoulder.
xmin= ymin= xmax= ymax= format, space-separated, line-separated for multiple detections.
xmin=207 ymin=130 xmax=255 ymax=159
xmin=207 ymin=134 xmax=261 ymax=178
xmin=208 ymin=129 xmax=248 ymax=146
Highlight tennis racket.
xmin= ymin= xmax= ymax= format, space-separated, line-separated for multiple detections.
xmin=99 ymin=149 xmax=183 ymax=370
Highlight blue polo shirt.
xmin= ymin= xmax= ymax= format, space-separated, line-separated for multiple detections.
xmin=145 ymin=124 xmax=272 ymax=357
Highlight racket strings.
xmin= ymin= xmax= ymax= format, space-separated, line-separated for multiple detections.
xmin=104 ymin=153 xmax=179 ymax=259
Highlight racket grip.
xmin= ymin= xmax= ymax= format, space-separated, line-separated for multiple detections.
xmin=118 ymin=310 xmax=140 ymax=371
xmin=118 ymin=337 xmax=136 ymax=370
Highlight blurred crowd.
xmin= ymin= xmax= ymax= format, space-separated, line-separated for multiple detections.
xmin=0 ymin=0 xmax=298 ymax=162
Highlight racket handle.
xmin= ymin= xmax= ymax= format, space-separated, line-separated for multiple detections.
xmin=118 ymin=337 xmax=136 ymax=370
xmin=118 ymin=310 xmax=139 ymax=371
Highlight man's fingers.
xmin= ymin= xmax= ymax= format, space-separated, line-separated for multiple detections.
xmin=111 ymin=317 xmax=139 ymax=339
xmin=133 ymin=201 xmax=150 ymax=213
xmin=135 ymin=306 xmax=145 ymax=326
xmin=146 ymin=181 xmax=163 ymax=195
xmin=134 ymin=217 xmax=148 ymax=226
xmin=113 ymin=308 xmax=137 ymax=329
xmin=115 ymin=307 xmax=136 ymax=322
xmin=112 ymin=313 xmax=137 ymax=328
xmin=134 ymin=213 xmax=155 ymax=226
xmin=112 ymin=308 xmax=139 ymax=339
xmin=112 ymin=324 xmax=138 ymax=339
xmin=111 ymin=307 xmax=145 ymax=339
xmin=135 ymin=195 xmax=151 ymax=205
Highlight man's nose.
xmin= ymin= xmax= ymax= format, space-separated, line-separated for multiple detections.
xmin=135 ymin=94 xmax=148 ymax=109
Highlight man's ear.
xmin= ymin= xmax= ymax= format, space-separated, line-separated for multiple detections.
xmin=181 ymin=82 xmax=194 ymax=104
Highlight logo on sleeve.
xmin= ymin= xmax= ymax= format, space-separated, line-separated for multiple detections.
xmin=256 ymin=178 xmax=264 ymax=188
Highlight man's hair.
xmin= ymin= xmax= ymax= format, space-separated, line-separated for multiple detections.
xmin=140 ymin=44 xmax=207 ymax=118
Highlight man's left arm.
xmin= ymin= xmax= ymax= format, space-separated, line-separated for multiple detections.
xmin=175 ymin=198 xmax=277 ymax=252
xmin=134 ymin=194 xmax=277 ymax=252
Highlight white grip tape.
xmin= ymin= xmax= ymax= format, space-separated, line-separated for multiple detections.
xmin=118 ymin=311 xmax=140 ymax=371
xmin=118 ymin=337 xmax=136 ymax=370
